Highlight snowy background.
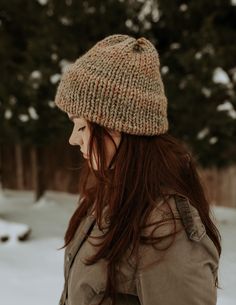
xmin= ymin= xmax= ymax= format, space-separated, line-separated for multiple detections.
xmin=0 ymin=189 xmax=235 ymax=305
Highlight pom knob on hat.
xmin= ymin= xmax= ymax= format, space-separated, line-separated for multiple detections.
xmin=133 ymin=37 xmax=146 ymax=52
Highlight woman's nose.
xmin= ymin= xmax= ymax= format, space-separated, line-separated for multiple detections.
xmin=69 ymin=132 xmax=83 ymax=146
xmin=69 ymin=136 xmax=76 ymax=146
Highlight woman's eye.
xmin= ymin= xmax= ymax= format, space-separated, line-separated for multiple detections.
xmin=78 ymin=126 xmax=85 ymax=132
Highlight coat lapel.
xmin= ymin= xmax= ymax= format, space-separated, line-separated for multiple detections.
xmin=65 ymin=203 xmax=110 ymax=282
xmin=65 ymin=214 xmax=96 ymax=277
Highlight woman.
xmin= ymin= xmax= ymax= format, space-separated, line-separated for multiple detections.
xmin=54 ymin=34 xmax=221 ymax=305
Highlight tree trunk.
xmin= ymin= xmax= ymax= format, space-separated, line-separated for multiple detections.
xmin=15 ymin=143 xmax=24 ymax=190
xmin=31 ymin=146 xmax=45 ymax=202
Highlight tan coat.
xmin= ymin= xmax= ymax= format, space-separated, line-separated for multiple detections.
xmin=59 ymin=193 xmax=220 ymax=305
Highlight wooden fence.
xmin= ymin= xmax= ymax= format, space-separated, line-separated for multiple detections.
xmin=0 ymin=142 xmax=81 ymax=196
xmin=1 ymin=143 xmax=236 ymax=207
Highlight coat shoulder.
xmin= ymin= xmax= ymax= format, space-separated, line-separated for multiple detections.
xmin=141 ymin=193 xmax=206 ymax=241
xmin=135 ymin=193 xmax=220 ymax=305
xmin=137 ymin=193 xmax=211 ymax=271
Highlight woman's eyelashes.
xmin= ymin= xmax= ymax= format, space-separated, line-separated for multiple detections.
xmin=78 ymin=126 xmax=86 ymax=132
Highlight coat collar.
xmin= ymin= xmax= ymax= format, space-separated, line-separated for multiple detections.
xmin=65 ymin=203 xmax=110 ymax=272
xmin=65 ymin=214 xmax=96 ymax=272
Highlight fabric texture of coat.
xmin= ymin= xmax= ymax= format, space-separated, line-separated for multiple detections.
xmin=59 ymin=193 xmax=220 ymax=305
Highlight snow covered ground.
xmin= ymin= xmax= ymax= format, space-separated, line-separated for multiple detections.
xmin=0 ymin=189 xmax=235 ymax=305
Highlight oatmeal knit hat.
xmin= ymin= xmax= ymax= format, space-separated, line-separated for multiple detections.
xmin=54 ymin=34 xmax=168 ymax=136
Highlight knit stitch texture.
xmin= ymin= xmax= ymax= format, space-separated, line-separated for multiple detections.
xmin=54 ymin=34 xmax=169 ymax=136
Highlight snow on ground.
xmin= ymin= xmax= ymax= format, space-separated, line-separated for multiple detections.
xmin=0 ymin=190 xmax=76 ymax=305
xmin=0 ymin=189 xmax=235 ymax=305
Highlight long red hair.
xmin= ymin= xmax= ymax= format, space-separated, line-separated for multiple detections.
xmin=59 ymin=121 xmax=222 ymax=305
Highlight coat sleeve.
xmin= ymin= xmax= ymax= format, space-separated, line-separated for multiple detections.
xmin=135 ymin=195 xmax=220 ymax=305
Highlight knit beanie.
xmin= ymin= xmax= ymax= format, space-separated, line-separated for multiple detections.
xmin=54 ymin=34 xmax=168 ymax=136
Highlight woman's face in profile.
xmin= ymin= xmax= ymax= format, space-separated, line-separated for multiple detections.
xmin=67 ymin=113 xmax=121 ymax=170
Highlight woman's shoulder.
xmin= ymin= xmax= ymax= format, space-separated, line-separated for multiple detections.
xmin=137 ymin=192 xmax=219 ymax=278
xmin=142 ymin=191 xmax=206 ymax=242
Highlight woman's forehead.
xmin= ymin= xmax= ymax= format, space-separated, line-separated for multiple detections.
xmin=67 ymin=113 xmax=86 ymax=123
